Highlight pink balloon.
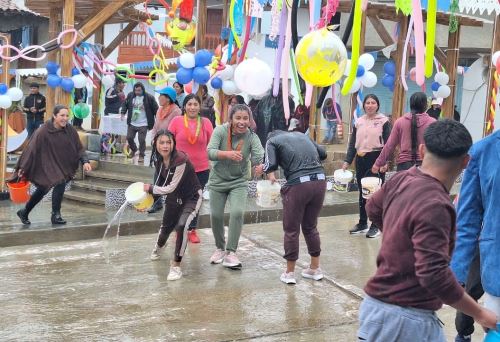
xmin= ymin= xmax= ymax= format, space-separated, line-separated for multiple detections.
xmin=412 ymin=0 xmax=425 ymax=86
xmin=409 ymin=67 xmax=417 ymax=82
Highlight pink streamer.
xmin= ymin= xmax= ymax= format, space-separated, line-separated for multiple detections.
xmin=238 ymin=16 xmax=252 ymax=63
xmin=309 ymin=0 xmax=315 ymax=31
xmin=401 ymin=16 xmax=414 ymax=91
xmin=272 ymin=5 xmax=287 ymax=97
xmin=361 ymin=0 xmax=369 ymax=11
xmin=331 ymin=84 xmax=342 ymax=124
xmin=411 ymin=0 xmax=425 ymax=86
xmin=282 ymin=7 xmax=292 ymax=122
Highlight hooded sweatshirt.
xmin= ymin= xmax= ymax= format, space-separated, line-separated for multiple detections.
xmin=374 ymin=113 xmax=436 ymax=167
xmin=120 ymin=82 xmax=159 ymax=129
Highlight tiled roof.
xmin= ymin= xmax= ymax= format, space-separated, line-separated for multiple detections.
xmin=0 ymin=0 xmax=40 ymax=16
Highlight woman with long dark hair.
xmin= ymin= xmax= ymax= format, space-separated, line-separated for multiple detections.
xmin=342 ymin=94 xmax=391 ymax=238
xmin=146 ymin=129 xmax=202 ymax=281
xmin=167 ymin=93 xmax=213 ymax=243
xmin=173 ymin=81 xmax=187 ymax=108
xmin=371 ymin=92 xmax=436 ymax=173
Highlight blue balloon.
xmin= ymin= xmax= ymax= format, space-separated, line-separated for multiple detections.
xmin=71 ymin=67 xmax=80 ymax=76
xmin=60 ymin=78 xmax=74 ymax=92
xmin=192 ymin=67 xmax=210 ymax=85
xmin=46 ymin=61 xmax=59 ymax=75
xmin=176 ymin=67 xmax=193 ymax=85
xmin=431 ymin=82 xmax=440 ymax=92
xmin=211 ymin=77 xmax=223 ymax=89
xmin=176 ymin=58 xmax=182 ymax=68
xmin=383 ymin=61 xmax=396 ymax=76
xmin=382 ymin=74 xmax=395 ymax=88
xmin=194 ymin=49 xmax=213 ymax=67
xmin=0 ymin=83 xmax=7 ymax=95
xmin=47 ymin=74 xmax=62 ymax=88
xmin=356 ymin=65 xmax=365 ymax=78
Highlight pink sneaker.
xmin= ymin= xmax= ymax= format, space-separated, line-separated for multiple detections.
xmin=222 ymin=252 xmax=242 ymax=269
xmin=280 ymin=271 xmax=296 ymax=285
xmin=210 ymin=249 xmax=226 ymax=264
xmin=301 ymin=267 xmax=324 ymax=281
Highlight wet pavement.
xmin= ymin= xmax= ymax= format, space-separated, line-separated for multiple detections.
xmin=0 ymin=215 xmax=482 ymax=341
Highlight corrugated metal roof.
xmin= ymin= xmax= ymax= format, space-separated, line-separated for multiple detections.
xmin=0 ymin=0 xmax=40 ymax=16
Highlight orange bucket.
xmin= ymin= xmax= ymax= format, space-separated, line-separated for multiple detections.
xmin=7 ymin=181 xmax=31 ymax=204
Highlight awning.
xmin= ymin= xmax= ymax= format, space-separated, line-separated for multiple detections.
xmin=15 ymin=68 xmax=47 ymax=77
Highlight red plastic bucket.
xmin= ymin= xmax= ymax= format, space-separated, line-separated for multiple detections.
xmin=6 ymin=181 xmax=31 ymax=204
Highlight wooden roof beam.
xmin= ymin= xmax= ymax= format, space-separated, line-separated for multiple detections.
xmin=77 ymin=0 xmax=129 ymax=42
xmin=368 ymin=15 xmax=394 ymax=46
xmin=102 ymin=22 xmax=137 ymax=58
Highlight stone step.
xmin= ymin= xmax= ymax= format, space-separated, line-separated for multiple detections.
xmin=72 ymin=178 xmax=131 ymax=193
xmin=97 ymin=159 xmax=154 ymax=177
xmin=85 ymin=169 xmax=150 ymax=184
xmin=64 ymin=188 xmax=106 ymax=206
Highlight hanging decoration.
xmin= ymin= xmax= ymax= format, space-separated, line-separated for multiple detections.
xmin=485 ymin=51 xmax=500 ymax=135
xmin=341 ymin=0 xmax=363 ymax=95
xmin=382 ymin=60 xmax=396 ymax=92
xmin=425 ymin=0 xmax=438 ymax=78
xmin=458 ymin=0 xmax=500 ymax=15
xmin=432 ymin=71 xmax=451 ymax=98
xmin=165 ymin=0 xmax=196 ymax=52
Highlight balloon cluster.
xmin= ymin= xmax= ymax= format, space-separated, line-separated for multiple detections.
xmin=431 ymin=72 xmax=451 ymax=98
xmin=46 ymin=61 xmax=87 ymax=92
xmin=382 ymin=61 xmax=396 ymax=92
xmin=343 ymin=53 xmax=378 ymax=93
xmin=234 ymin=58 xmax=273 ymax=97
xmin=176 ymin=50 xmax=213 ymax=86
xmin=0 ymin=84 xmax=23 ymax=109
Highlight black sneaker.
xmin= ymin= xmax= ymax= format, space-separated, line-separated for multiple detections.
xmin=349 ymin=223 xmax=368 ymax=235
xmin=17 ymin=208 xmax=31 ymax=225
xmin=366 ymin=225 xmax=381 ymax=238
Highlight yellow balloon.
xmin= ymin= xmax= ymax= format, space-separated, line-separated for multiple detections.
xmin=295 ymin=28 xmax=348 ymax=87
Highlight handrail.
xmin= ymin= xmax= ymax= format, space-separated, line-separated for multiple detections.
xmin=120 ymin=31 xmax=222 ymax=50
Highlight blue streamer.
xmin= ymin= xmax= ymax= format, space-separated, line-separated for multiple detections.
xmin=227 ymin=31 xmax=234 ymax=64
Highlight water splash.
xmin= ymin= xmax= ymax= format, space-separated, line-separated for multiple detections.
xmin=102 ymin=201 xmax=129 ymax=263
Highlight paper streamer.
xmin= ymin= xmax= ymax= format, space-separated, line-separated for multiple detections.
xmin=401 ymin=16 xmax=414 ymax=91
xmin=331 ymin=84 xmax=342 ymax=124
xmin=229 ymin=0 xmax=242 ymax=48
xmin=282 ymin=4 xmax=292 ymax=121
xmin=486 ymin=70 xmax=499 ymax=135
xmin=289 ymin=48 xmax=303 ymax=105
xmin=273 ymin=5 xmax=287 ymax=97
xmin=425 ymin=0 xmax=437 ymax=78
xmin=412 ymin=0 xmax=425 ymax=85
xmin=238 ymin=16 xmax=252 ymax=63
xmin=341 ymin=0 xmax=363 ymax=95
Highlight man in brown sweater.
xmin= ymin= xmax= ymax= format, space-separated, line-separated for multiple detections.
xmin=358 ymin=119 xmax=497 ymax=341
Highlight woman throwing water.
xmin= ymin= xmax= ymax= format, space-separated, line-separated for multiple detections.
xmin=207 ymin=104 xmax=264 ymax=269
xmin=145 ymin=130 xmax=202 ymax=281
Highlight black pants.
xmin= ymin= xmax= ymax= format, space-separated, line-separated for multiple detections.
xmin=72 ymin=117 xmax=83 ymax=128
xmin=396 ymin=161 xmax=421 ymax=171
xmin=455 ymin=249 xmax=484 ymax=337
xmin=126 ymin=125 xmax=148 ymax=157
xmin=156 ymin=193 xmax=201 ymax=262
xmin=355 ymin=151 xmax=385 ymax=225
xmin=25 ymin=182 xmax=66 ymax=214
xmin=188 ymin=169 xmax=209 ymax=230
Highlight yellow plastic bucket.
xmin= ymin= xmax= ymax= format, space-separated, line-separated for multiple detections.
xmin=125 ymin=182 xmax=154 ymax=210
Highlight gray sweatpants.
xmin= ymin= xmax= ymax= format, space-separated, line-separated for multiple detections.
xmin=358 ymin=296 xmax=446 ymax=342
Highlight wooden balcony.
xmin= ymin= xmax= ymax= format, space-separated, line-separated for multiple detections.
xmin=117 ymin=31 xmax=222 ymax=65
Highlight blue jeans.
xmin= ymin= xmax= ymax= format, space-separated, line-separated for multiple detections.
xmin=27 ymin=118 xmax=44 ymax=137
xmin=358 ymin=296 xmax=445 ymax=342
xmin=324 ymin=120 xmax=337 ymax=142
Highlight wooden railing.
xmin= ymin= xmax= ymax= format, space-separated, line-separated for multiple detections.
xmin=118 ymin=31 xmax=222 ymax=64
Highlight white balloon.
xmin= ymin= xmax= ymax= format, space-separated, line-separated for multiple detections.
xmin=7 ymin=87 xmax=23 ymax=101
xmin=432 ymin=91 xmax=438 ymax=98
xmin=0 ymin=95 xmax=12 ymax=109
xmin=222 ymin=80 xmax=239 ymax=95
xmin=358 ymin=53 xmax=375 ymax=71
xmin=56 ymin=68 xmax=61 ymax=76
xmin=72 ymin=74 xmax=87 ymax=89
xmin=348 ymin=78 xmax=361 ymax=94
xmin=234 ymin=58 xmax=273 ymax=96
xmin=492 ymin=51 xmax=500 ymax=66
xmin=360 ymin=71 xmax=377 ymax=88
xmin=436 ymin=85 xmax=451 ymax=98
xmin=434 ymin=72 xmax=449 ymax=86
xmin=219 ymin=65 xmax=234 ymax=81
xmin=102 ymin=75 xmax=115 ymax=89
xmin=179 ymin=53 xmax=195 ymax=69
xmin=344 ymin=59 xmax=351 ymax=76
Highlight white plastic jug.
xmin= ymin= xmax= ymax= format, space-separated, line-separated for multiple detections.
xmin=256 ymin=180 xmax=281 ymax=208
xmin=333 ymin=169 xmax=353 ymax=193
xmin=361 ymin=177 xmax=382 ymax=199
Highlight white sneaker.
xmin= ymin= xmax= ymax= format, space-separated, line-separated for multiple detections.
xmin=222 ymin=252 xmax=242 ymax=268
xmin=301 ymin=267 xmax=324 ymax=281
xmin=210 ymin=249 xmax=226 ymax=264
xmin=280 ymin=271 xmax=296 ymax=285
xmin=167 ymin=266 xmax=182 ymax=281
xmin=150 ymin=244 xmax=165 ymax=261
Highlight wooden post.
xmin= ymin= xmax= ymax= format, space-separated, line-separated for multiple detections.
xmin=196 ymin=0 xmax=207 ymax=50
xmin=483 ymin=16 xmax=500 ymax=136
xmin=349 ymin=10 xmax=367 ymax=130
xmin=442 ymin=24 xmax=461 ymax=118
xmin=0 ymin=33 xmax=10 ymax=193
xmin=56 ymin=0 xmax=75 ymax=107
xmin=92 ymin=27 xmax=104 ymax=129
xmin=308 ymin=87 xmax=320 ymax=142
xmin=46 ymin=8 xmax=59 ymax=120
xmin=391 ymin=15 xmax=409 ymax=120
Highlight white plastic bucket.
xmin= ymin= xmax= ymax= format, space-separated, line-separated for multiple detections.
xmin=361 ymin=177 xmax=382 ymax=199
xmin=125 ymin=182 xmax=148 ymax=205
xmin=333 ymin=169 xmax=353 ymax=193
xmin=256 ymin=180 xmax=281 ymax=208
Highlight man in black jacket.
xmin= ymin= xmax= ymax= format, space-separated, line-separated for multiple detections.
xmin=120 ymin=82 xmax=158 ymax=162
xmin=23 ymin=83 xmax=46 ymax=137
xmin=259 ymin=129 xmax=327 ymax=285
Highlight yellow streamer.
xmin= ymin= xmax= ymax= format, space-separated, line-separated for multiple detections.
xmin=341 ymin=0 xmax=362 ymax=95
xmin=229 ymin=0 xmax=242 ymax=49
xmin=425 ymin=0 xmax=437 ymax=78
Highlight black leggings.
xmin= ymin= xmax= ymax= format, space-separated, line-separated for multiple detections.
xmin=25 ymin=182 xmax=66 ymax=214
xmin=355 ymin=151 xmax=385 ymax=225
xmin=156 ymin=192 xmax=201 ymax=262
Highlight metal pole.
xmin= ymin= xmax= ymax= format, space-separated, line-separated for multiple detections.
xmin=0 ymin=33 xmax=11 ymax=194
